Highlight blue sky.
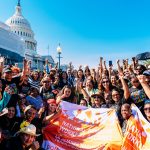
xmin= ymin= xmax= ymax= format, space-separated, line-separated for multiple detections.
xmin=0 ymin=0 xmax=150 ymax=68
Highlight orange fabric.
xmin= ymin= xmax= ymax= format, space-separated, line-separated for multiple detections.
xmin=42 ymin=102 xmax=150 ymax=150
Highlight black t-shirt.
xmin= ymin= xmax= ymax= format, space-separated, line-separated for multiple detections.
xmin=18 ymin=82 xmax=30 ymax=94
xmin=0 ymin=116 xmax=22 ymax=136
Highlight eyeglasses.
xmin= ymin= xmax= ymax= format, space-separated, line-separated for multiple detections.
xmin=93 ymin=96 xmax=100 ymax=99
xmin=102 ymin=81 xmax=109 ymax=84
xmin=112 ymin=94 xmax=120 ymax=97
xmin=144 ymin=108 xmax=150 ymax=111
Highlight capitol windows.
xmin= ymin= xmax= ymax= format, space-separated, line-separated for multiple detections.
xmin=21 ymin=31 xmax=22 ymax=35
xmin=23 ymin=32 xmax=25 ymax=36
xmin=18 ymin=31 xmax=19 ymax=35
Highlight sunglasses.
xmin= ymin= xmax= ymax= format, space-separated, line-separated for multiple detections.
xmin=102 ymin=81 xmax=109 ymax=84
xmin=144 ymin=107 xmax=150 ymax=111
xmin=132 ymin=80 xmax=139 ymax=83
xmin=93 ymin=96 xmax=101 ymax=99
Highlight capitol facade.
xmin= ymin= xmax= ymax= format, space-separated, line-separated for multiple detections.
xmin=0 ymin=1 xmax=54 ymax=69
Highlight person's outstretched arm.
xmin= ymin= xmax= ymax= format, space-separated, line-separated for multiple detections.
xmin=137 ymin=75 xmax=150 ymax=99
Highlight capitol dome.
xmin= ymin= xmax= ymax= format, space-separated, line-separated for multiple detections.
xmin=5 ymin=1 xmax=37 ymax=56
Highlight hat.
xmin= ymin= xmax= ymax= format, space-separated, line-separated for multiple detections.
xmin=24 ymin=105 xmax=36 ymax=114
xmin=16 ymin=124 xmax=40 ymax=136
xmin=47 ymin=99 xmax=57 ymax=105
xmin=3 ymin=66 xmax=12 ymax=73
xmin=143 ymin=70 xmax=150 ymax=76
xmin=91 ymin=91 xmax=102 ymax=98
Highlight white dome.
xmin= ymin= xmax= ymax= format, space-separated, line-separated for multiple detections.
xmin=6 ymin=5 xmax=31 ymax=30
xmin=5 ymin=3 xmax=37 ymax=57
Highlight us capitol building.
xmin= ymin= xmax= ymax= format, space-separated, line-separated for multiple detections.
xmin=0 ymin=1 xmax=54 ymax=69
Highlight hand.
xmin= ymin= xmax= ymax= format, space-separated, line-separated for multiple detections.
xmin=30 ymin=141 xmax=40 ymax=150
xmin=116 ymin=59 xmax=120 ymax=64
xmin=79 ymin=65 xmax=82 ymax=69
xmin=69 ymin=62 xmax=72 ymax=66
xmin=109 ymin=65 xmax=113 ymax=70
xmin=119 ymin=73 xmax=124 ymax=79
xmin=137 ymin=75 xmax=147 ymax=84
xmin=45 ymin=58 xmax=48 ymax=64
xmin=49 ymin=64 xmax=52 ymax=69
xmin=38 ymin=106 xmax=45 ymax=115
xmin=0 ymin=57 xmax=5 ymax=63
xmin=5 ymin=86 xmax=14 ymax=95
xmin=79 ymin=82 xmax=84 ymax=89
xmin=128 ymin=65 xmax=132 ymax=72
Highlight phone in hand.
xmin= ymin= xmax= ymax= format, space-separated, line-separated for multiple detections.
xmin=109 ymin=60 xmax=112 ymax=67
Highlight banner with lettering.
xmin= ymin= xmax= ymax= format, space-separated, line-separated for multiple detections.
xmin=42 ymin=101 xmax=123 ymax=150
xmin=121 ymin=104 xmax=150 ymax=150
xmin=42 ymin=102 xmax=150 ymax=150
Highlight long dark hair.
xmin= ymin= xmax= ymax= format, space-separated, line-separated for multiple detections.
xmin=58 ymin=85 xmax=75 ymax=103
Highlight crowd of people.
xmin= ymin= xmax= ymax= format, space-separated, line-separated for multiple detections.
xmin=0 ymin=56 xmax=150 ymax=150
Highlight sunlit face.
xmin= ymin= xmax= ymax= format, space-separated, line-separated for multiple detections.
xmin=20 ymin=133 xmax=35 ymax=147
xmin=135 ymin=66 xmax=142 ymax=75
xmin=104 ymin=93 xmax=111 ymax=104
xmin=80 ymin=99 xmax=87 ymax=106
xmin=93 ymin=95 xmax=103 ymax=107
xmin=112 ymin=91 xmax=120 ymax=102
xmin=124 ymin=69 xmax=130 ymax=78
xmin=33 ymin=72 xmax=39 ymax=80
xmin=12 ymin=70 xmax=19 ymax=76
xmin=7 ymin=107 xmax=16 ymax=119
xmin=85 ymin=70 xmax=91 ymax=77
xmin=121 ymin=105 xmax=131 ymax=120
xmin=26 ymin=108 xmax=36 ymax=122
xmin=64 ymin=88 xmax=71 ymax=98
xmin=111 ymin=76 xmax=116 ymax=85
xmin=131 ymin=77 xmax=140 ymax=88
xmin=62 ymin=72 xmax=67 ymax=79
xmin=91 ymin=70 xmax=95 ymax=77
xmin=86 ymin=80 xmax=93 ymax=90
xmin=144 ymin=103 xmax=150 ymax=119
xmin=78 ymin=71 xmax=83 ymax=78
xmin=67 ymin=70 xmax=71 ymax=75
xmin=48 ymin=103 xmax=57 ymax=113
xmin=102 ymin=79 xmax=109 ymax=89
xmin=43 ymin=81 xmax=51 ymax=89
xmin=4 ymin=72 xmax=12 ymax=81
xmin=73 ymin=70 xmax=78 ymax=77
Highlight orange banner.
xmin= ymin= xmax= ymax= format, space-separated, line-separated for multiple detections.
xmin=122 ymin=104 xmax=150 ymax=150
xmin=42 ymin=102 xmax=150 ymax=150
xmin=42 ymin=101 xmax=122 ymax=150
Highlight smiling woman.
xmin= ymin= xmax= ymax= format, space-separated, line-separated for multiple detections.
xmin=143 ymin=100 xmax=150 ymax=122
